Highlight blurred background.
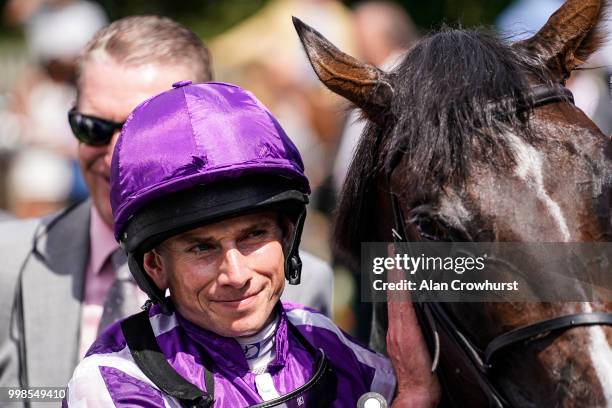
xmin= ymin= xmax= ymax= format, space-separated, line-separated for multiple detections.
xmin=0 ymin=0 xmax=610 ymax=340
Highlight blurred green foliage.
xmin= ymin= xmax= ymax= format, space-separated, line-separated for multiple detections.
xmin=1 ymin=0 xmax=516 ymax=40
xmin=100 ymin=0 xmax=516 ymax=35
xmin=0 ymin=0 xmax=269 ymax=40
xmin=97 ymin=0 xmax=269 ymax=40
xmin=99 ymin=0 xmax=512 ymax=34
xmin=346 ymin=0 xmax=514 ymax=30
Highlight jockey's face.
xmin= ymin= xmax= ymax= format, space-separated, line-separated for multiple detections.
xmin=143 ymin=211 xmax=288 ymax=337
xmin=76 ymin=59 xmax=193 ymax=227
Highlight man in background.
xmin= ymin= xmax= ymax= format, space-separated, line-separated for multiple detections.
xmin=0 ymin=15 xmax=333 ymax=405
xmin=332 ymin=0 xmax=418 ymax=196
xmin=331 ymin=0 xmax=418 ymax=343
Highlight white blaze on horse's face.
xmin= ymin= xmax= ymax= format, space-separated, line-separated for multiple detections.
xmin=583 ymin=303 xmax=612 ymax=405
xmin=507 ymin=134 xmax=572 ymax=242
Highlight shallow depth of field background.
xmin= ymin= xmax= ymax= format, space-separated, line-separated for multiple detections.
xmin=1 ymin=0 xmax=609 ymax=339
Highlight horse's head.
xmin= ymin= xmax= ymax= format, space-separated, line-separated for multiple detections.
xmin=296 ymin=0 xmax=612 ymax=405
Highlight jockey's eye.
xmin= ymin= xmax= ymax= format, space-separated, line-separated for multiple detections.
xmin=245 ymin=229 xmax=267 ymax=240
xmin=188 ymin=242 xmax=216 ymax=254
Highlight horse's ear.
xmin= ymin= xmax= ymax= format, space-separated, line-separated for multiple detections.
xmin=292 ymin=16 xmax=393 ymax=120
xmin=517 ymin=0 xmax=606 ymax=80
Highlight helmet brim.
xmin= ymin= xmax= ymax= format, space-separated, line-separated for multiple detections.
xmin=121 ymin=176 xmax=308 ymax=254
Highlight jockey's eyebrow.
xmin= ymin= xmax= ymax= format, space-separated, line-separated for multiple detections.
xmin=238 ymin=219 xmax=279 ymax=234
xmin=170 ymin=218 xmax=279 ymax=245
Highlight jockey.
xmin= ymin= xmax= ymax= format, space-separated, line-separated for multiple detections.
xmin=64 ymin=81 xmax=397 ymax=407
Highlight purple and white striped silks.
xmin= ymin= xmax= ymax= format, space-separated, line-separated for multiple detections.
xmin=65 ymin=301 xmax=396 ymax=407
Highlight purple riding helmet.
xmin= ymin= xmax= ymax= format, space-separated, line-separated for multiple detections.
xmin=110 ymin=81 xmax=311 ymax=314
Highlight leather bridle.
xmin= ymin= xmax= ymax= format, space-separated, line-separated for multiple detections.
xmin=386 ymin=84 xmax=612 ymax=407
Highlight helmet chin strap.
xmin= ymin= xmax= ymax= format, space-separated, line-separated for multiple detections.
xmin=285 ymin=208 xmax=307 ymax=285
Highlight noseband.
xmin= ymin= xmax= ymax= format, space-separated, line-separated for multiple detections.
xmin=387 ymin=84 xmax=612 ymax=407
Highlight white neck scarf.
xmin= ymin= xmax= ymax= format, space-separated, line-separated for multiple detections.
xmin=235 ymin=314 xmax=279 ymax=373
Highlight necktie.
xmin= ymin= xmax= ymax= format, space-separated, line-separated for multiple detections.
xmin=97 ymin=249 xmax=141 ymax=334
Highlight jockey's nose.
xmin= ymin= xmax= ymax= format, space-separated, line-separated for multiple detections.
xmin=217 ymin=247 xmax=253 ymax=289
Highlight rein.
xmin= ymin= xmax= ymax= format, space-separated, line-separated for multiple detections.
xmin=386 ymin=84 xmax=612 ymax=407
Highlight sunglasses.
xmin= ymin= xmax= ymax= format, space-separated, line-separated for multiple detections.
xmin=68 ymin=108 xmax=125 ymax=146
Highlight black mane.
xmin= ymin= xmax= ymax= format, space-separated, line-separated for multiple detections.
xmin=334 ymin=27 xmax=553 ymax=265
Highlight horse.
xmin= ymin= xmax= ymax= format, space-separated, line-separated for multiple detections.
xmin=294 ymin=0 xmax=612 ymax=406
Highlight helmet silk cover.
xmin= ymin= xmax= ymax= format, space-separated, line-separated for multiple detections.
xmin=110 ymin=81 xmax=310 ymax=241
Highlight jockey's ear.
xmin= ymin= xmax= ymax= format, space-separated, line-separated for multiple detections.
xmin=293 ymin=16 xmax=393 ymax=122
xmin=516 ymin=0 xmax=606 ymax=81
xmin=278 ymin=215 xmax=295 ymax=256
xmin=143 ymin=248 xmax=169 ymax=291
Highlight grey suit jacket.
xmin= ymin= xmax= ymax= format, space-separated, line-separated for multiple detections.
xmin=281 ymin=251 xmax=334 ymax=316
xmin=0 ymin=201 xmax=90 ymax=407
xmin=0 ymin=200 xmax=333 ymax=406
xmin=0 ymin=210 xmax=13 ymax=221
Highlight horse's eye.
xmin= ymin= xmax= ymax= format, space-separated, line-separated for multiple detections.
xmin=414 ymin=216 xmax=473 ymax=242
xmin=415 ymin=218 xmax=448 ymax=241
